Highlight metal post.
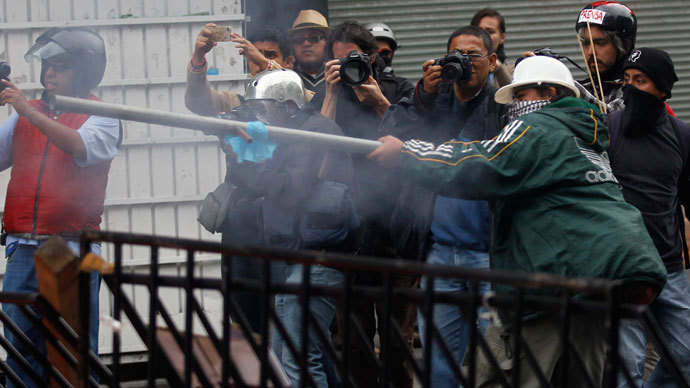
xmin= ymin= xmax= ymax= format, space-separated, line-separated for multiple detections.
xmin=79 ymin=239 xmax=92 ymax=387
xmin=148 ymin=247 xmax=160 ymax=388
xmin=52 ymin=95 xmax=382 ymax=154
xmin=112 ymin=243 xmax=123 ymax=388
xmin=184 ymin=250 xmax=195 ymax=388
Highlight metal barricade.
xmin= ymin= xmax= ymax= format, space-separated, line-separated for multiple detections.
xmin=0 ymin=230 xmax=687 ymax=388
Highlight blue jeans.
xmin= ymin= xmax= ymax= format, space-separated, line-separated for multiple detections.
xmin=618 ymin=270 xmax=690 ymax=388
xmin=417 ymin=243 xmax=491 ymax=388
xmin=2 ymin=241 xmax=101 ymax=388
xmin=281 ymin=264 xmax=343 ymax=388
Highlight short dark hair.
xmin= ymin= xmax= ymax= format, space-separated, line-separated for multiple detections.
xmin=446 ymin=26 xmax=493 ymax=54
xmin=328 ymin=21 xmax=377 ymax=57
xmin=516 ymin=84 xmax=574 ymax=103
xmin=248 ymin=26 xmax=293 ymax=59
xmin=471 ymin=8 xmax=506 ymax=34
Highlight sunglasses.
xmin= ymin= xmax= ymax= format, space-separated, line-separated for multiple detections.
xmin=292 ymin=35 xmax=326 ymax=45
xmin=377 ymin=49 xmax=393 ymax=57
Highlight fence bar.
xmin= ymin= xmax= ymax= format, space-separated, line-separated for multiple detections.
xmin=112 ymin=242 xmax=123 ymax=388
xmin=559 ymin=293 xmax=570 ymax=388
xmin=184 ymin=250 xmax=194 ymax=388
xmin=511 ymin=291 xmax=523 ymax=387
xmin=148 ymin=247 xmax=159 ymax=388
xmin=342 ymin=270 xmax=353 ymax=388
xmin=222 ymin=255 xmax=231 ymax=388
xmin=79 ymin=240 xmax=92 ymax=386
xmin=380 ymin=272 xmax=392 ymax=388
xmin=468 ymin=281 xmax=480 ymax=387
xmin=299 ymin=264 xmax=311 ymax=388
xmin=422 ymin=276 xmax=433 ymax=388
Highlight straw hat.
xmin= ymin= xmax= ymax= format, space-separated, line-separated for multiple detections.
xmin=290 ymin=10 xmax=330 ymax=33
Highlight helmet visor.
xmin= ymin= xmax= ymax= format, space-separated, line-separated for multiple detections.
xmin=24 ymin=41 xmax=68 ymax=62
xmin=243 ymin=99 xmax=285 ymax=124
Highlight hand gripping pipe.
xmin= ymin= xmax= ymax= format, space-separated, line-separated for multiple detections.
xmin=51 ymin=95 xmax=382 ymax=154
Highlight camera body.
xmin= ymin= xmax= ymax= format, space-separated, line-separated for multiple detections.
xmin=0 ymin=62 xmax=11 ymax=92
xmin=434 ymin=51 xmax=472 ymax=83
xmin=339 ymin=50 xmax=371 ymax=87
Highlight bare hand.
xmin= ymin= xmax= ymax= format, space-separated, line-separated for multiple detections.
xmin=354 ymin=76 xmax=390 ymax=116
xmin=0 ymin=80 xmax=33 ymax=117
xmin=367 ymin=135 xmax=404 ymax=168
xmin=324 ymin=59 xmax=341 ymax=95
xmin=231 ymin=32 xmax=269 ymax=70
xmin=422 ymin=59 xmax=442 ymax=94
xmin=193 ymin=23 xmax=218 ymax=63
xmin=521 ymin=51 xmax=536 ymax=58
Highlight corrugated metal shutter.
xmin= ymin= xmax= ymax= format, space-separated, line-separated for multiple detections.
xmin=329 ymin=0 xmax=690 ymax=121
xmin=0 ymin=0 xmax=246 ymax=358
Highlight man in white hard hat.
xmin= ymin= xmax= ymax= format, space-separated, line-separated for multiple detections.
xmin=368 ymin=55 xmax=667 ymax=386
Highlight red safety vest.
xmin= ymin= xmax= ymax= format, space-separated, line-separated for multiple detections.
xmin=3 ymin=95 xmax=113 ymax=236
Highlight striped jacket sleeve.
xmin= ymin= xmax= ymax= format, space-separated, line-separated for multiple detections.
xmin=401 ymin=119 xmax=546 ymax=200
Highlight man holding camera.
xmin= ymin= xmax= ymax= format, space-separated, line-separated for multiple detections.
xmin=380 ymin=25 xmax=507 ymax=388
xmin=0 ymin=27 xmax=118 ymax=387
xmin=320 ymin=21 xmax=414 ymax=388
xmin=186 ymin=24 xmax=295 ymax=116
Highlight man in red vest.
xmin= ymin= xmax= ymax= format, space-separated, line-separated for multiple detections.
xmin=0 ymin=27 xmax=119 ymax=387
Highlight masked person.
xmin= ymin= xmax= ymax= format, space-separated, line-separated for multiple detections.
xmin=377 ymin=25 xmax=506 ymax=388
xmin=365 ymin=22 xmax=399 ymax=70
xmin=320 ymin=20 xmax=415 ymax=388
xmin=218 ymin=69 xmax=357 ymax=388
xmin=0 ymin=27 xmax=119 ymax=388
xmin=368 ymin=55 xmax=667 ymax=387
xmin=574 ymin=1 xmax=636 ymax=112
xmin=186 ymin=25 xmax=295 ymax=116
xmin=607 ymin=48 xmax=690 ymax=388
xmin=471 ymin=8 xmax=513 ymax=88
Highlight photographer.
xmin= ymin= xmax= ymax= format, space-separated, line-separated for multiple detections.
xmin=320 ymin=21 xmax=415 ymax=388
xmin=185 ymin=25 xmax=295 ymax=116
xmin=380 ymin=26 xmax=507 ymax=388
xmin=0 ymin=27 xmax=119 ymax=388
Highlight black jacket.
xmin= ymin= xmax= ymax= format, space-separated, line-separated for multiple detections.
xmin=223 ymin=106 xmax=355 ymax=250
xmin=608 ymin=110 xmax=690 ymax=273
xmin=332 ymin=72 xmax=414 ymax=246
xmin=381 ymin=80 xmax=507 ymax=261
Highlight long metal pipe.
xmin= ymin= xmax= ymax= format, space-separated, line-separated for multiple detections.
xmin=51 ymin=95 xmax=382 ymax=154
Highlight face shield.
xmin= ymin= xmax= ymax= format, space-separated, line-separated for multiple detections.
xmin=243 ymin=99 xmax=287 ymax=125
xmin=25 ymin=41 xmax=68 ymax=63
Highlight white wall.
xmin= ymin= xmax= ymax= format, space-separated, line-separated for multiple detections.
xmin=0 ymin=0 xmax=247 ymax=357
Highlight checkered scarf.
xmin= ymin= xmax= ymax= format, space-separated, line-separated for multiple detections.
xmin=507 ymin=99 xmax=551 ymax=121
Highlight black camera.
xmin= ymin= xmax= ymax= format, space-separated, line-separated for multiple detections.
xmin=339 ymin=50 xmax=371 ymax=87
xmin=0 ymin=62 xmax=10 ymax=92
xmin=434 ymin=51 xmax=472 ymax=83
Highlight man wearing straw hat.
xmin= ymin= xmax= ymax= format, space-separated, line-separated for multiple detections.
xmin=290 ymin=9 xmax=330 ymax=103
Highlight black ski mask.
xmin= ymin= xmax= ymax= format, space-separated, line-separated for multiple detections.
xmin=621 ymin=84 xmax=665 ymax=133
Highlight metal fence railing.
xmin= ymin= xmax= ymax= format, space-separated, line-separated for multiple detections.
xmin=0 ymin=230 xmax=687 ymax=388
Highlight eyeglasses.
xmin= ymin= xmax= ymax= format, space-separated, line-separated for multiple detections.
xmin=291 ymin=35 xmax=326 ymax=45
xmin=377 ymin=49 xmax=393 ymax=57
xmin=466 ymin=53 xmax=489 ymax=62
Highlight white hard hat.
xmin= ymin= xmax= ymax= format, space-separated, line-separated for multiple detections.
xmin=494 ymin=56 xmax=580 ymax=104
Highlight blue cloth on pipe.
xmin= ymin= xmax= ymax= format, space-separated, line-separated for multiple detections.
xmin=225 ymin=121 xmax=277 ymax=163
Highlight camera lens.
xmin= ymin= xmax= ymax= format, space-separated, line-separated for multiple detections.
xmin=441 ymin=62 xmax=462 ymax=82
xmin=339 ymin=51 xmax=371 ymax=87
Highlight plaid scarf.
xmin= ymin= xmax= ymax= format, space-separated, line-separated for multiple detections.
xmin=507 ymin=99 xmax=551 ymax=121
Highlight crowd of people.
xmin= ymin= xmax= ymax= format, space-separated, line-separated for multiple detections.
xmin=0 ymin=1 xmax=688 ymax=387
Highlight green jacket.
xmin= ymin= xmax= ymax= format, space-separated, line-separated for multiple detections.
xmin=401 ymin=97 xmax=667 ymax=292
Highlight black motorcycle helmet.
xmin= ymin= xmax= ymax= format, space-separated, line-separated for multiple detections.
xmin=25 ymin=27 xmax=106 ymax=97
xmin=576 ymin=1 xmax=637 ymax=55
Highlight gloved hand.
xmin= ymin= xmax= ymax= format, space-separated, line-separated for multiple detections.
xmin=224 ymin=121 xmax=277 ymax=163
